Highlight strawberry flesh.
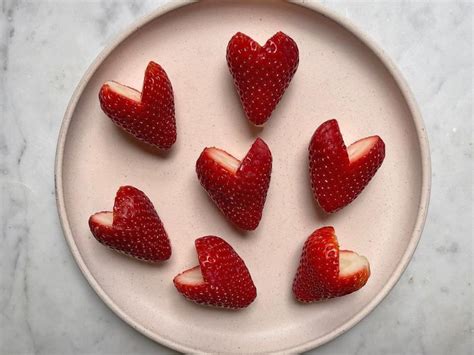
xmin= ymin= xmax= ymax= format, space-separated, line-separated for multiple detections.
xmin=292 ymin=226 xmax=370 ymax=302
xmin=196 ymin=138 xmax=272 ymax=231
xmin=88 ymin=185 xmax=171 ymax=262
xmin=99 ymin=61 xmax=176 ymax=150
xmin=173 ymin=236 xmax=257 ymax=309
xmin=309 ymin=119 xmax=385 ymax=213
xmin=226 ymin=31 xmax=299 ymax=126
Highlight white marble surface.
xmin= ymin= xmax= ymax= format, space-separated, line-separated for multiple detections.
xmin=0 ymin=0 xmax=472 ymax=354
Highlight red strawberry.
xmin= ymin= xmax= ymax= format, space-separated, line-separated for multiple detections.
xmin=173 ymin=236 xmax=257 ymax=309
xmin=309 ymin=119 xmax=385 ymax=213
xmin=226 ymin=31 xmax=299 ymax=126
xmin=196 ymin=138 xmax=272 ymax=231
xmin=99 ymin=61 xmax=176 ymax=150
xmin=292 ymin=226 xmax=370 ymax=302
xmin=88 ymin=186 xmax=171 ymax=262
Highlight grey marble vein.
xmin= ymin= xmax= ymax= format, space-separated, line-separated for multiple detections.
xmin=0 ymin=1 xmax=472 ymax=354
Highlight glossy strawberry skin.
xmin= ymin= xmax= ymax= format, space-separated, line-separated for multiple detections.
xmin=309 ymin=119 xmax=385 ymax=213
xmin=226 ymin=31 xmax=299 ymax=126
xmin=196 ymin=138 xmax=272 ymax=231
xmin=173 ymin=236 xmax=257 ymax=309
xmin=292 ymin=227 xmax=370 ymax=302
xmin=89 ymin=186 xmax=171 ymax=262
xmin=99 ymin=61 xmax=176 ymax=150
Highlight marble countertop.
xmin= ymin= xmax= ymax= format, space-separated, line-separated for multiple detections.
xmin=1 ymin=1 xmax=472 ymax=354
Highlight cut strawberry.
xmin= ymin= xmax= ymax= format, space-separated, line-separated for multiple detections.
xmin=88 ymin=186 xmax=171 ymax=262
xmin=226 ymin=31 xmax=299 ymax=126
xmin=309 ymin=119 xmax=385 ymax=213
xmin=99 ymin=61 xmax=176 ymax=150
xmin=292 ymin=226 xmax=370 ymax=302
xmin=196 ymin=138 xmax=272 ymax=231
xmin=173 ymin=236 xmax=257 ymax=309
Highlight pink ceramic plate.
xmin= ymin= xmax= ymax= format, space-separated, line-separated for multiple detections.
xmin=55 ymin=1 xmax=431 ymax=353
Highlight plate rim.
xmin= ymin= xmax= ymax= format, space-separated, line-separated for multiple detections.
xmin=54 ymin=1 xmax=432 ymax=353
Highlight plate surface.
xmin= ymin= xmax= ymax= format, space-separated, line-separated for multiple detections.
xmin=56 ymin=1 xmax=430 ymax=353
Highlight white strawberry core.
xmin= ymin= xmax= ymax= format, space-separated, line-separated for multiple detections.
xmin=106 ymin=81 xmax=141 ymax=102
xmin=339 ymin=251 xmax=369 ymax=276
xmin=347 ymin=136 xmax=379 ymax=163
xmin=175 ymin=266 xmax=204 ymax=286
xmin=91 ymin=211 xmax=113 ymax=226
xmin=207 ymin=148 xmax=240 ymax=173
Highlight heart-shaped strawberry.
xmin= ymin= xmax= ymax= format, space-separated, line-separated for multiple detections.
xmin=196 ymin=138 xmax=272 ymax=231
xmin=173 ymin=236 xmax=257 ymax=309
xmin=309 ymin=119 xmax=385 ymax=213
xmin=292 ymin=226 xmax=370 ymax=302
xmin=88 ymin=185 xmax=171 ymax=262
xmin=226 ymin=31 xmax=299 ymax=126
xmin=99 ymin=61 xmax=176 ymax=150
